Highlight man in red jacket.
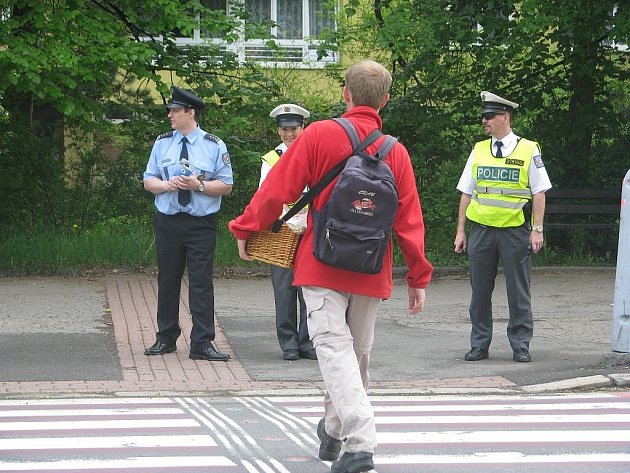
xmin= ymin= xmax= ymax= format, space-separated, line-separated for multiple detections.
xmin=229 ymin=60 xmax=432 ymax=473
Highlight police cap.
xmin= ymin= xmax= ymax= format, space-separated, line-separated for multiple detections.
xmin=480 ymin=91 xmax=519 ymax=114
xmin=269 ymin=103 xmax=310 ymax=127
xmin=166 ymin=86 xmax=206 ymax=111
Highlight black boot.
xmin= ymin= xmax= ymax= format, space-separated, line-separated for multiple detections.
xmin=331 ymin=451 xmax=373 ymax=473
xmin=317 ymin=418 xmax=342 ymax=461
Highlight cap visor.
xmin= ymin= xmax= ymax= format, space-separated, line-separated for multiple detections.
xmin=481 ymin=106 xmax=506 ymax=113
xmin=166 ymin=103 xmax=186 ymax=110
xmin=277 ymin=119 xmax=302 ymax=127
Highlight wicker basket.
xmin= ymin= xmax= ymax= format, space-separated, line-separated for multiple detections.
xmin=246 ymin=223 xmax=303 ymax=269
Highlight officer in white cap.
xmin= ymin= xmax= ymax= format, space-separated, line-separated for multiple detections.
xmin=454 ymin=91 xmax=552 ymax=364
xmin=269 ymin=103 xmax=310 ymax=127
xmin=260 ymin=103 xmax=316 ymax=361
xmin=480 ymin=90 xmax=519 ymax=115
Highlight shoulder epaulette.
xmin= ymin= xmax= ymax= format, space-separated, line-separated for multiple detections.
xmin=204 ymin=133 xmax=221 ymax=143
xmin=157 ymin=131 xmax=174 ymax=140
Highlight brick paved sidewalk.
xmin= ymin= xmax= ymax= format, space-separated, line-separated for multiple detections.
xmin=0 ymin=274 xmax=516 ymax=397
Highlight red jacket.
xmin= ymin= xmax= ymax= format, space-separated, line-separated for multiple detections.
xmin=229 ymin=106 xmax=432 ymax=298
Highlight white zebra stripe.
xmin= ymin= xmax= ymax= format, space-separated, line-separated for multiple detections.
xmin=297 ymin=413 xmax=630 ymax=425
xmin=375 ymin=429 xmax=630 ymax=444
xmin=0 ymin=418 xmax=199 ymax=431
xmin=376 ymin=452 xmax=630 ymax=465
xmin=0 ymin=408 xmax=184 ymax=417
xmin=0 ymin=435 xmax=216 ymax=450
xmin=272 ymin=393 xmax=623 ymax=404
xmin=370 ymin=413 xmax=630 ymax=424
xmin=0 ymin=398 xmax=174 ymax=406
xmin=283 ymin=401 xmax=630 ymax=413
xmin=0 ymin=456 xmax=235 ymax=470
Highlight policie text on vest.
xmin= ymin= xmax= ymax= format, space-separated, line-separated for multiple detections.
xmin=476 ymin=166 xmax=520 ymax=183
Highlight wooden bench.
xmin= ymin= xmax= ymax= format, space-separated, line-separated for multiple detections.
xmin=544 ymin=188 xmax=621 ymax=230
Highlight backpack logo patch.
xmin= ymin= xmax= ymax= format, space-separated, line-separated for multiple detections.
xmin=351 ymin=194 xmax=377 ymax=214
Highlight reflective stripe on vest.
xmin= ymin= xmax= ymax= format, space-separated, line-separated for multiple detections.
xmin=475 ymin=186 xmax=532 ymax=197
xmin=466 ymin=138 xmax=538 ymax=227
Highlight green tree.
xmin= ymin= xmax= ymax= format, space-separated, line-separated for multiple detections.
xmin=0 ymin=0 xmax=287 ymax=229
xmin=323 ymin=0 xmax=629 ymax=256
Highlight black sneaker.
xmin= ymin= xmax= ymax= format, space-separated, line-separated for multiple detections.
xmin=331 ymin=451 xmax=374 ymax=473
xmin=283 ymin=350 xmax=299 ymax=361
xmin=299 ymin=348 xmax=318 ymax=360
xmin=317 ymin=418 xmax=342 ymax=461
xmin=464 ymin=347 xmax=489 ymax=361
xmin=513 ymin=348 xmax=531 ymax=362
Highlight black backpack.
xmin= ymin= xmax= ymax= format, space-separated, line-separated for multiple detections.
xmin=274 ymin=117 xmax=399 ymax=274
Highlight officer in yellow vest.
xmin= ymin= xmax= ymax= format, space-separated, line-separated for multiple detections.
xmin=454 ymin=91 xmax=552 ymax=363
xmin=262 ymin=103 xmax=317 ymax=361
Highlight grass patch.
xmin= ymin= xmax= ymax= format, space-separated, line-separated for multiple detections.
xmin=0 ymin=219 xmax=615 ymax=276
xmin=0 ymin=217 xmax=265 ymax=276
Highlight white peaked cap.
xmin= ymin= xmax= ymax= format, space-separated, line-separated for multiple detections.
xmin=269 ymin=103 xmax=311 ymax=126
xmin=480 ymin=91 xmax=519 ymax=113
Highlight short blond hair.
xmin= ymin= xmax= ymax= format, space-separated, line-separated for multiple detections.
xmin=344 ymin=60 xmax=392 ymax=109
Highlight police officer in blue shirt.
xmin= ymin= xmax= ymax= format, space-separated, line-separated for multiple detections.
xmin=143 ymin=86 xmax=233 ymax=362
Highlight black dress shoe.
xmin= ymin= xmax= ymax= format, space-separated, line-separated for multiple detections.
xmin=144 ymin=340 xmax=176 ymax=356
xmin=283 ymin=349 xmax=299 ymax=361
xmin=464 ymin=347 xmax=489 ymax=361
xmin=317 ymin=418 xmax=342 ymax=461
xmin=299 ymin=348 xmax=318 ymax=360
xmin=189 ymin=344 xmax=231 ymax=362
xmin=513 ymin=348 xmax=531 ymax=362
xmin=331 ymin=451 xmax=374 ymax=473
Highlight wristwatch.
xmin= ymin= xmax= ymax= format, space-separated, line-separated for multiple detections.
xmin=198 ymin=181 xmax=205 ymax=193
xmin=532 ymin=225 xmax=544 ymax=233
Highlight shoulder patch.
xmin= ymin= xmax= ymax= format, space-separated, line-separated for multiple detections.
xmin=276 ymin=149 xmax=283 ymax=157
xmin=157 ymin=131 xmax=173 ymax=140
xmin=204 ymin=133 xmax=221 ymax=143
xmin=533 ymin=155 xmax=545 ymax=168
xmin=222 ymin=152 xmax=230 ymax=165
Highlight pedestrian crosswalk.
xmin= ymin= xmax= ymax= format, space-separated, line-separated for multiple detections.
xmin=0 ymin=393 xmax=629 ymax=472
xmin=277 ymin=392 xmax=630 ymax=473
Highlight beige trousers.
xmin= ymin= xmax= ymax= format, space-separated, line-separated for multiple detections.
xmin=302 ymin=286 xmax=381 ymax=453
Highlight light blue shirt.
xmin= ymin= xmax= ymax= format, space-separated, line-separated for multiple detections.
xmin=143 ymin=126 xmax=233 ymax=216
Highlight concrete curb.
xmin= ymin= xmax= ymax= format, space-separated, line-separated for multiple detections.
xmin=520 ymin=375 xmax=615 ymax=394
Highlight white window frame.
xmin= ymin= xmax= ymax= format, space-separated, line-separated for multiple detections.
xmin=602 ymin=4 xmax=628 ymax=52
xmin=170 ymin=0 xmax=338 ymax=69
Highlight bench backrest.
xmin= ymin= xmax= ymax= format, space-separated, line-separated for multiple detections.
xmin=545 ymin=188 xmax=620 ymax=229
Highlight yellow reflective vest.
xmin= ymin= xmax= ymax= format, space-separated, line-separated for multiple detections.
xmin=261 ymin=149 xmax=282 ymax=167
xmin=260 ymin=148 xmax=307 ymax=209
xmin=466 ymin=138 xmax=538 ymax=227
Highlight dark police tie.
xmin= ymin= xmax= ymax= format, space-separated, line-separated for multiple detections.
xmin=178 ymin=137 xmax=191 ymax=206
xmin=495 ymin=140 xmax=503 ymax=158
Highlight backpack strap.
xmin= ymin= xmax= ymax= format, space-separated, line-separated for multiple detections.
xmin=333 ymin=117 xmax=398 ymax=160
xmin=272 ymin=119 xmax=382 ymax=232
xmin=375 ymin=135 xmax=398 ymax=160
xmin=331 ymin=117 xmax=361 ymax=150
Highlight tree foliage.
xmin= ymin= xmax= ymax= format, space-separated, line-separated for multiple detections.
xmin=0 ymin=0 xmax=627 ymax=263
xmin=324 ymin=0 xmax=629 ymax=256
xmin=0 ymin=0 xmax=298 ymax=230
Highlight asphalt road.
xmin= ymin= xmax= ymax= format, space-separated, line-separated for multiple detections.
xmin=1 ymin=267 xmax=627 ymax=388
